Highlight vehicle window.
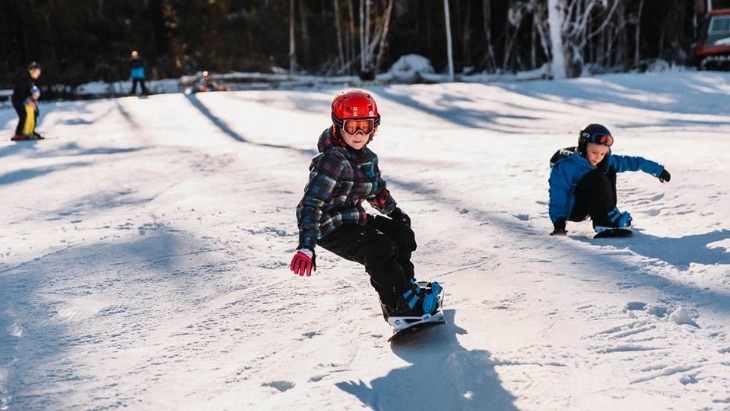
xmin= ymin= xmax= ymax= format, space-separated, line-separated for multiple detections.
xmin=708 ymin=15 xmax=730 ymax=45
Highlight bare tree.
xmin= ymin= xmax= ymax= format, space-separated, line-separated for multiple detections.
xmin=333 ymin=0 xmax=347 ymax=73
xmin=444 ymin=0 xmax=455 ymax=80
xmin=360 ymin=0 xmax=366 ymax=72
xmin=347 ymin=0 xmax=356 ymax=72
xmin=634 ymin=0 xmax=645 ymax=67
xmin=503 ymin=1 xmax=527 ymax=72
xmin=544 ymin=0 xmax=621 ymax=78
xmin=482 ymin=0 xmax=498 ymax=72
xmin=298 ymin=0 xmax=311 ymax=66
xmin=548 ymin=0 xmax=567 ymax=78
xmin=531 ymin=1 xmax=552 ymax=68
xmin=375 ymin=0 xmax=394 ymax=72
xmin=353 ymin=0 xmax=396 ymax=76
xmin=290 ymin=0 xmax=297 ymax=75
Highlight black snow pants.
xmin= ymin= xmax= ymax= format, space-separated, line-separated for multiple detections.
xmin=570 ymin=168 xmax=618 ymax=224
xmin=318 ymin=214 xmax=417 ymax=308
xmin=130 ymin=79 xmax=149 ymax=95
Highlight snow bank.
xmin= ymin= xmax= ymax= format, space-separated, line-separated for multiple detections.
xmin=385 ymin=54 xmax=436 ymax=84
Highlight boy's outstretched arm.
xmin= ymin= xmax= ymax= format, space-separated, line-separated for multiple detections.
xmin=610 ymin=154 xmax=670 ymax=183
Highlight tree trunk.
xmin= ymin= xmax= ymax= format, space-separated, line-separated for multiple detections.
xmin=375 ymin=0 xmax=394 ymax=72
xmin=333 ymin=0 xmax=346 ymax=74
xmin=444 ymin=0 xmax=455 ymax=80
xmin=482 ymin=0 xmax=497 ymax=72
xmin=290 ymin=0 xmax=297 ymax=75
xmin=364 ymin=0 xmax=373 ymax=73
xmin=531 ymin=13 xmax=537 ymax=69
xmin=348 ymin=0 xmax=356 ymax=73
xmin=634 ymin=0 xmax=644 ymax=68
xmin=359 ymin=0 xmax=365 ymax=71
xmin=548 ymin=0 xmax=567 ymax=79
xmin=298 ymin=0 xmax=311 ymax=67
xmin=149 ymin=0 xmax=169 ymax=56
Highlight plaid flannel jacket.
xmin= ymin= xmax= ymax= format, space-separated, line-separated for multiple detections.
xmin=296 ymin=127 xmax=397 ymax=249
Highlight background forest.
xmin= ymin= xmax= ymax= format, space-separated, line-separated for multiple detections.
xmin=2 ymin=0 xmax=730 ymax=87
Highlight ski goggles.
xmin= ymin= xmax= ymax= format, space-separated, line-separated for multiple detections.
xmin=585 ymin=133 xmax=614 ymax=147
xmin=342 ymin=118 xmax=376 ymax=135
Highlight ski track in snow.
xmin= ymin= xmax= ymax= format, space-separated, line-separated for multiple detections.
xmin=0 ymin=71 xmax=729 ymax=410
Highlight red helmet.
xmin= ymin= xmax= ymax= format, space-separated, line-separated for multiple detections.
xmin=331 ymin=90 xmax=381 ymax=129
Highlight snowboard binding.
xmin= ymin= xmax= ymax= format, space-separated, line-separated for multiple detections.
xmin=381 ymin=281 xmax=446 ymax=341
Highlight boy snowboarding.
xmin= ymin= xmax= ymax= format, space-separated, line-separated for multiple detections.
xmin=290 ymin=90 xmax=443 ymax=336
xmin=11 ymin=62 xmax=44 ymax=141
xmin=548 ymin=124 xmax=671 ymax=237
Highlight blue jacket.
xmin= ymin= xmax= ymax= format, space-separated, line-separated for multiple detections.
xmin=548 ymin=148 xmax=665 ymax=223
xmin=130 ymin=57 xmax=146 ymax=80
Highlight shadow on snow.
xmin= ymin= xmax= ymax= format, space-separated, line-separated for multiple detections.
xmin=184 ymin=92 xmax=317 ymax=156
xmin=336 ymin=310 xmax=518 ymax=411
xmin=0 ymin=230 xmax=215 ymax=410
xmin=0 ymin=162 xmax=90 ymax=186
xmin=576 ymin=229 xmax=730 ymax=270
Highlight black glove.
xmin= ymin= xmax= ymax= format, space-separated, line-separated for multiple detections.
xmin=388 ymin=207 xmax=411 ymax=227
xmin=659 ymin=169 xmax=671 ymax=183
xmin=550 ymin=218 xmax=567 ymax=236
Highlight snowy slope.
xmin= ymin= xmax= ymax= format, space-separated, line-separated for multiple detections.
xmin=1 ymin=71 xmax=729 ymax=410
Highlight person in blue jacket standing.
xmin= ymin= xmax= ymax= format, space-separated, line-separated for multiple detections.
xmin=549 ymin=124 xmax=671 ymax=236
xmin=129 ymin=50 xmax=149 ymax=95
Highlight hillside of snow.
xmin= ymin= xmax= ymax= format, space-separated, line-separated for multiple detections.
xmin=1 ymin=71 xmax=729 ymax=410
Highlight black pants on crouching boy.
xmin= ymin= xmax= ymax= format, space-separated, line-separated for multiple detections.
xmin=570 ymin=168 xmax=617 ymax=224
xmin=318 ymin=215 xmax=416 ymax=308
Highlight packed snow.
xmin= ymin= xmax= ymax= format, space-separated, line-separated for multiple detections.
xmin=1 ymin=71 xmax=729 ymax=410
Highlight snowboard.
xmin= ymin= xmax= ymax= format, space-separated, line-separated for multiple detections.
xmin=387 ymin=289 xmax=446 ymax=342
xmin=593 ymin=227 xmax=633 ymax=239
xmin=387 ymin=311 xmax=446 ymax=342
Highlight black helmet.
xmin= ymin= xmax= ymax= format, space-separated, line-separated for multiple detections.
xmin=28 ymin=61 xmax=40 ymax=71
xmin=578 ymin=123 xmax=613 ymax=156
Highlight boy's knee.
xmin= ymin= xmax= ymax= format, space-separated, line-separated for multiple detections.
xmin=392 ymin=225 xmax=417 ymax=251
xmin=362 ymin=239 xmax=397 ymax=262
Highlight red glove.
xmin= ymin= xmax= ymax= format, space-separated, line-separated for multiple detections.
xmin=290 ymin=248 xmax=316 ymax=277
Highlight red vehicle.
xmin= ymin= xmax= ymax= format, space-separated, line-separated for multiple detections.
xmin=694 ymin=9 xmax=730 ymax=70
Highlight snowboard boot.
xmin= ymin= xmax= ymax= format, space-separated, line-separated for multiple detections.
xmin=593 ymin=206 xmax=632 ymax=232
xmin=391 ymin=280 xmax=442 ymax=318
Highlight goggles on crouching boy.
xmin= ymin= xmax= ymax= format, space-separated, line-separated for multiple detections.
xmin=585 ymin=133 xmax=614 ymax=147
xmin=342 ymin=118 xmax=376 ymax=135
